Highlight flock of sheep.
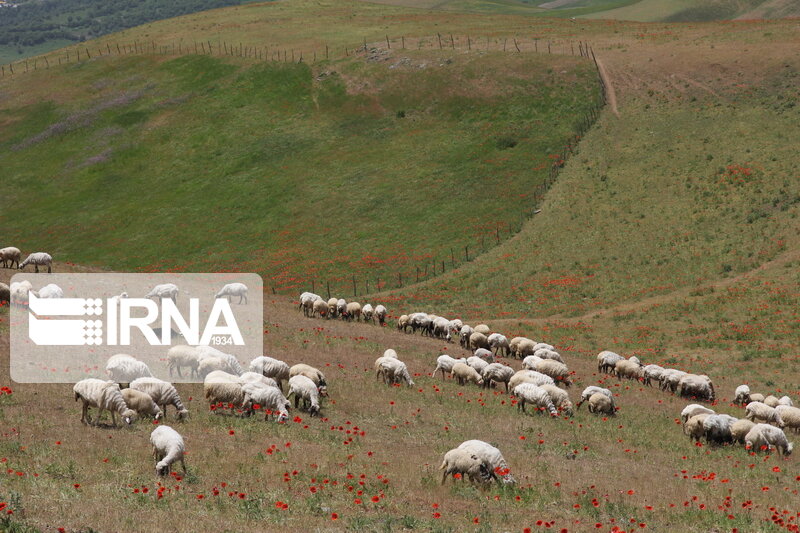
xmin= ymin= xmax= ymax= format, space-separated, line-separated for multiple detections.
xmin=299 ymin=291 xmax=387 ymax=324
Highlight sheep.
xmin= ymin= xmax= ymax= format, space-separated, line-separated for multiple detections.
xmin=587 ymin=392 xmax=615 ymax=416
xmin=488 ymin=333 xmax=510 ymax=357
xmin=451 ymin=362 xmax=483 ymax=386
xmin=362 ymin=303 xmax=375 ymax=323
xmin=375 ymin=305 xmax=387 ymax=325
xmin=576 ymin=386 xmax=614 ymax=411
xmin=642 ymin=364 xmax=664 ymax=387
xmin=513 ymin=383 xmax=558 ymax=416
xmin=195 ymin=346 xmax=244 ymax=375
xmin=703 ymin=414 xmax=738 ymax=445
xmin=508 ymin=337 xmax=533 ymax=359
xmin=383 ymin=349 xmax=398 ymax=359
xmin=680 ymin=404 xmax=715 ymax=424
xmin=396 ymin=315 xmax=410 ymax=333
xmin=168 ymin=345 xmax=202 ymax=379
xmin=378 ymin=358 xmax=414 ymax=387
xmin=468 ymin=332 xmax=489 ymax=351
xmin=239 ymin=372 xmax=279 ymax=389
xmin=73 ymin=378 xmax=137 ymax=427
xmin=521 ymin=355 xmax=542 ymax=371
xmin=204 ymin=372 xmax=250 ymax=414
xmin=533 ymin=359 xmax=572 ymax=387
xmin=684 ymin=414 xmax=710 ymax=441
xmin=325 ymin=298 xmax=338 ymax=318
xmin=215 ymin=282 xmax=248 ymax=304
xmin=465 ymin=356 xmax=489 ymax=375
xmin=409 ymin=312 xmax=432 ymax=335
xmin=129 ymin=377 xmax=189 ymax=420
xmin=249 ymin=356 xmax=291 ymax=390
xmin=615 ymin=360 xmax=642 ymax=382
xmin=299 ymin=292 xmax=321 ymax=316
xmin=150 ymin=425 xmax=186 ymax=476
xmin=763 ymin=395 xmax=781 ymax=408
xmin=145 ymin=283 xmax=178 ymax=302
xmin=37 ymin=283 xmax=63 ymax=298
xmin=198 ymin=357 xmax=230 ymax=379
xmin=447 ymin=319 xmax=463 ymax=338
xmin=336 ymin=298 xmax=347 ymax=318
xmin=122 ymin=388 xmax=163 ymax=420
xmin=745 ymin=401 xmax=785 ymax=427
xmin=439 ymin=449 xmax=495 ymax=485
xmin=734 ymin=385 xmax=751 ymax=406
xmin=508 ymin=370 xmax=555 ymax=391
xmin=10 ymin=280 xmax=34 ymax=305
xmin=481 ymin=363 xmax=514 ymax=392
xmin=18 ymin=252 xmax=52 ymax=273
xmin=287 ymin=375 xmax=321 ymax=415
xmin=474 ymin=324 xmax=490 ymax=335
xmin=0 ymin=247 xmax=21 ymax=269
xmin=730 ymin=419 xmax=756 ymax=444
xmin=472 ymin=348 xmax=494 ymax=363
xmin=431 ymin=317 xmax=451 ymax=340
xmin=312 ymin=298 xmax=329 ymax=318
xmin=628 ymin=356 xmax=642 ymax=367
xmin=676 ymin=374 xmax=715 ymax=402
xmin=597 ymin=350 xmax=623 ymax=374
xmin=745 ymin=424 xmax=793 ymax=456
xmin=434 ymin=355 xmax=466 ymax=380
xmin=779 ymin=396 xmax=794 ymax=407
xmin=289 ymin=364 xmax=327 ymax=394
xmin=459 ymin=325 xmax=475 ymax=348
xmin=660 ymin=369 xmax=688 ymax=393
xmin=345 ymin=302 xmax=362 ymax=322
xmin=457 ymin=440 xmax=515 ymax=484
xmin=749 ymin=393 xmax=765 ymax=403
xmin=534 ymin=348 xmax=564 ymax=364
xmin=515 ymin=338 xmax=539 ymax=359
xmin=105 ymin=354 xmax=153 ymax=384
xmin=540 ymin=384 xmax=574 ymax=417
xmin=241 ymin=382 xmax=290 ymax=422
xmin=775 ymin=405 xmax=800 ymax=433
xmin=0 ymin=282 xmax=8 ymax=304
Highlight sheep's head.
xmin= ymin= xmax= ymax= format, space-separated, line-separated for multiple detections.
xmin=177 ymin=408 xmax=190 ymax=420
xmin=155 ymin=460 xmax=171 ymax=476
xmin=318 ymin=385 xmax=328 ymax=397
xmin=154 ymin=411 xmax=163 ymax=421
xmin=122 ymin=409 xmax=137 ymax=425
xmin=276 ymin=409 xmax=289 ymax=423
xmin=309 ymin=404 xmax=320 ymax=416
xmin=786 ymin=443 xmax=794 ymax=456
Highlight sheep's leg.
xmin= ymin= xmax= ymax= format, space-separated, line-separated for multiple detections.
xmin=111 ymin=410 xmax=118 ymax=427
xmin=81 ymin=403 xmax=90 ymax=424
xmin=47 ymin=264 xmax=51 ymax=273
xmin=180 ymin=457 xmax=187 ymax=473
xmin=34 ymin=265 xmax=39 ymax=273
xmin=441 ymin=471 xmax=449 ymax=485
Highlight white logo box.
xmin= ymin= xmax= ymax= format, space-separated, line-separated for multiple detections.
xmin=10 ymin=273 xmax=263 ymax=383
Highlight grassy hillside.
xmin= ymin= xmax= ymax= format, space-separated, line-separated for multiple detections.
xmin=582 ymin=0 xmax=800 ymax=21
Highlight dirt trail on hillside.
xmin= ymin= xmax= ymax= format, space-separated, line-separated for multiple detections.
xmin=594 ymin=57 xmax=618 ymax=116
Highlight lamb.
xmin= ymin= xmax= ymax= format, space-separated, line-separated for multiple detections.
xmin=375 ymin=305 xmax=388 ymax=325
xmin=145 ymin=283 xmax=178 ymax=302
xmin=451 ymin=362 xmax=483 ymax=386
xmin=465 ymin=356 xmax=489 ymax=375
xmin=469 ymin=332 xmax=490 ymax=351
xmin=457 ymin=440 xmax=515 ymax=484
xmin=377 ymin=358 xmax=414 ymax=387
xmin=680 ymin=404 xmax=715 ymax=424
xmin=597 ymin=351 xmax=623 ymax=374
xmin=745 ymin=424 xmax=793 ymax=456
xmin=439 ymin=448 xmax=495 ymax=485
xmin=204 ymin=372 xmax=250 ymax=413
xmin=734 ymin=385 xmax=751 ymax=406
xmin=168 ymin=345 xmax=202 ymax=379
xmin=434 ymin=355 xmax=466 ymax=380
xmin=73 ymin=378 xmax=137 ymax=427
xmin=730 ymin=419 xmax=756 ymax=443
xmin=775 ymin=405 xmax=800 ymax=433
xmin=122 ymin=388 xmax=163 ymax=420
xmin=481 ymin=363 xmax=514 ymax=392
xmin=576 ymin=386 xmax=614 ymax=411
xmin=660 ymin=369 xmax=688 ymax=393
xmin=249 ymin=356 xmax=291 ymax=390
xmin=195 ymin=346 xmax=244 ymax=375
xmin=105 ymin=354 xmax=153 ymax=384
xmin=150 ymin=425 xmax=186 ymax=476
xmin=0 ymin=247 xmax=21 ymax=269
xmin=487 ymin=333 xmax=510 ymax=357
xmin=362 ymin=303 xmax=375 ymax=323
xmin=533 ymin=359 xmax=572 ymax=387
xmin=513 ymin=383 xmax=558 ymax=416
xmin=396 ymin=315 xmax=410 ymax=333
xmin=312 ymin=298 xmax=329 ymax=318
xmin=684 ymin=414 xmax=711 ymax=441
xmin=474 ymin=324 xmax=491 ymax=335
xmin=289 ymin=364 xmax=327 ymax=394
xmin=508 ymin=370 xmax=555 ymax=391
xmin=37 ymin=283 xmax=63 ymax=298
xmin=587 ymin=392 xmax=615 ymax=416
xmin=540 ymin=384 xmax=574 ymax=417
xmin=241 ymin=382 xmax=290 ymax=421
xmin=615 ymin=360 xmax=643 ymax=382
xmin=745 ymin=401 xmax=785 ymax=427
xmin=326 ymin=298 xmax=339 ymax=318
xmin=129 ymin=377 xmax=189 ymax=420
xmin=345 ymin=302 xmax=362 ymax=322
xmin=676 ymin=374 xmax=715 ymax=402
xmin=18 ymin=252 xmax=52 ymax=273
xmin=215 ymin=282 xmax=248 ymax=304
xmin=642 ymin=364 xmax=665 ymax=387
xmin=459 ymin=325 xmax=475 ymax=348
xmin=287 ymin=375 xmax=321 ymax=415
xmin=703 ymin=414 xmax=737 ymax=445
xmin=473 ymin=348 xmax=494 ymax=363
xmin=0 ymin=282 xmax=8 ymax=304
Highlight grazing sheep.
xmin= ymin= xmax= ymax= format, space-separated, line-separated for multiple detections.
xmin=0 ymin=247 xmax=21 ymax=269
xmin=684 ymin=414 xmax=711 ymax=441
xmin=19 ymin=252 xmax=52 ymax=273
xmin=312 ymin=298 xmax=329 ymax=318
xmin=198 ymin=357 xmax=230 ymax=379
xmin=434 ymin=355 xmax=466 ymax=380
xmin=196 ymin=346 xmax=244 ymax=375
xmin=660 ymin=369 xmax=688 ymax=393
xmin=513 ymin=383 xmax=558 ymax=416
xmin=129 ymin=377 xmax=189 ymax=420
xmin=431 ymin=317 xmax=451 ymax=340
xmin=597 ymin=351 xmax=623 ymax=374
xmin=396 ymin=315 xmax=410 ymax=333
xmin=168 ymin=345 xmax=202 ymax=379
xmin=474 ymin=324 xmax=490 ymax=335
xmin=336 ymin=298 xmax=347 ymax=318
xmin=122 ymin=388 xmax=163 ymax=420
xmin=409 ymin=312 xmax=432 ymax=335
xmin=469 ymin=332 xmax=490 ymax=351
xmin=676 ymin=374 xmax=715 ymax=402
xmin=439 ymin=449 xmax=495 ymax=485
xmin=487 ymin=333 xmax=510 ymax=357
xmin=628 ymin=356 xmax=642 ymax=367
xmin=150 ymin=425 xmax=186 ymax=476
xmin=459 ymin=325 xmax=475 ymax=349
xmin=204 ymin=372 xmax=251 ymax=414
xmin=508 ymin=370 xmax=555 ymax=391
xmin=540 ymin=384 xmax=574 ymax=417
xmin=763 ymin=395 xmax=781 ymax=408
xmin=521 ymin=355 xmax=542 ymax=371
xmin=576 ymin=386 xmax=615 ymax=411
xmin=681 ymin=404 xmax=715 ymax=424
xmin=473 ymin=348 xmax=494 ymax=363
xmin=779 ymin=396 xmax=794 ymax=407
xmin=481 ymin=363 xmax=514 ymax=392
xmin=324 ymin=298 xmax=337 ymax=318
xmin=642 ymin=364 xmax=665 ymax=387
xmin=37 ymin=283 xmax=63 ymax=298
xmin=215 ymin=283 xmax=248 ymax=304
xmin=451 ymin=362 xmax=483 ymax=386
xmin=239 ymin=372 xmax=279 ymax=389
xmin=509 ymin=337 xmax=533 ymax=359
xmin=745 ymin=424 xmax=793 ymax=456
xmin=383 ymin=349 xmax=398 ymax=359
xmin=749 ymin=393 xmax=765 ymax=403
xmin=289 ymin=364 xmax=327 ymax=394
xmin=241 ymin=382 xmax=290 ymax=421
xmin=734 ymin=385 xmax=751 ymax=406
xmin=615 ymin=359 xmax=643 ymax=382
xmin=362 ymin=303 xmax=375 ymax=323
xmin=534 ymin=348 xmax=564 ymax=364
xmin=447 ymin=319 xmax=463 ymax=338
xmin=105 ymin=354 xmax=153 ymax=384
xmin=457 ymin=440 xmax=515 ymax=484
xmin=0 ymin=282 xmax=9 ymax=304
xmin=730 ymin=419 xmax=756 ymax=444
xmin=375 ymin=305 xmax=388 ymax=325
xmin=249 ymin=356 xmax=290 ymax=391
xmin=587 ymin=392 xmax=615 ymax=416
xmin=287 ymin=375 xmax=321 ymax=415
xmin=703 ymin=414 xmax=738 ymax=445
xmin=775 ymin=406 xmax=800 ymax=433
xmin=745 ymin=402 xmax=785 ymax=427
xmin=145 ymin=283 xmax=178 ymax=302
xmin=345 ymin=302 xmax=362 ymax=322
xmin=515 ymin=338 xmax=538 ymax=359
xmin=299 ymin=292 xmax=322 ymax=316
xmin=73 ymin=378 xmax=137 ymax=427
xmin=10 ymin=280 xmax=35 ymax=305
xmin=465 ymin=356 xmax=489 ymax=375
xmin=533 ymin=359 xmax=572 ymax=387
xmin=378 ymin=358 xmax=414 ymax=387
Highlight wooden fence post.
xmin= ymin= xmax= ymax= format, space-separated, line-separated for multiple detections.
xmin=326 ymin=281 xmax=331 ymax=300
xmin=352 ymin=275 xmax=357 ymax=296
xmin=465 ymin=245 xmax=469 ymax=261
xmin=437 ymin=33 xmax=442 ymax=49
xmin=386 ymin=35 xmax=390 ymax=49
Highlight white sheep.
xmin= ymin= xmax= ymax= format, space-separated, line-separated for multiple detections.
xmin=105 ymin=354 xmax=153 ymax=384
xmin=534 ymin=348 xmax=564 ymax=364
xmin=216 ymin=282 xmax=248 ymax=304
xmin=312 ymin=298 xmax=329 ymax=318
xmin=129 ymin=377 xmax=189 ymax=420
xmin=745 ymin=401 xmax=785 ymax=427
xmin=299 ymin=292 xmax=322 ymax=316
xmin=473 ymin=348 xmax=494 ymax=363
xmin=145 ymin=283 xmax=178 ymax=302
xmin=465 ymin=356 xmax=489 ymax=375
xmin=533 ymin=359 xmax=572 ymax=387
xmin=241 ymin=382 xmax=290 ymax=421
xmin=488 ymin=333 xmax=510 ymax=357
xmin=431 ymin=317 xmax=451 ymax=340
xmin=204 ymin=372 xmax=250 ymax=414
xmin=533 ymin=342 xmax=554 ymax=352
xmin=457 ymin=440 xmax=515 ymax=484
xmin=513 ymin=383 xmax=558 ymax=416
xmin=37 ymin=283 xmax=63 ymax=298
xmin=196 ymin=346 xmax=244 ymax=375
xmin=587 ymin=392 xmax=615 ymax=416
xmin=447 ymin=319 xmax=463 ymax=338
xmin=540 ymin=384 xmax=574 ymax=417
xmin=680 ymin=404 xmax=715 ymax=424
xmin=0 ymin=282 xmax=8 ymax=304
xmin=73 ymin=378 xmax=137 ymax=427
xmin=459 ymin=325 xmax=475 ymax=348
xmin=615 ymin=359 xmax=643 ymax=382
xmin=287 ymin=375 xmax=321 ymax=415
xmin=730 ymin=419 xmax=756 ymax=443
xmin=239 ymin=371 xmax=279 ymax=389
xmin=474 ymin=324 xmax=490 ymax=335
xmin=745 ymin=424 xmax=793 ymax=456
xmin=469 ymin=332 xmax=490 ymax=351
xmin=749 ymin=393 xmax=765 ymax=403
xmin=378 ymin=358 xmax=415 ymax=387
xmin=167 ymin=345 xmax=202 ymax=379
xmin=775 ymin=405 xmax=800 ymax=433
xmin=249 ymin=356 xmax=290 ymax=390
xmin=362 ymin=303 xmax=375 ymax=323
xmin=514 ymin=338 xmax=538 ymax=359
xmin=0 ymin=246 xmax=21 ymax=269
xmin=451 ymin=362 xmax=483 ymax=386
xmin=684 ymin=414 xmax=711 ymax=441
xmin=375 ymin=305 xmax=388 ymax=325
xmin=409 ymin=312 xmax=431 ymax=335
xmin=150 ymin=425 xmax=186 ymax=476
xmin=597 ymin=350 xmax=623 ymax=374
xmin=122 ymin=388 xmax=163 ymax=420
xmin=336 ymin=298 xmax=347 ymax=318
xmin=779 ymin=396 xmax=794 ymax=407
xmin=576 ymin=386 xmax=614 ymax=411
xmin=10 ymin=280 xmax=35 ymax=305
xmin=433 ymin=355 xmax=465 ymax=380
xmin=481 ymin=363 xmax=514 ymax=392
xmin=763 ymin=395 xmax=781 ymax=408
xmin=439 ymin=448 xmax=495 ymax=485
xmin=326 ymin=298 xmax=339 ymax=318
xmin=18 ymin=252 xmax=52 ymax=273
xmin=521 ymin=355 xmax=542 ymax=371
xmin=396 ymin=314 xmax=410 ymax=332
xmin=703 ymin=414 xmax=737 ymax=445
xmin=508 ymin=370 xmax=554 ymax=391
xmin=382 ymin=349 xmax=398 ymax=359
xmin=345 ymin=302 xmax=362 ymax=322
xmin=289 ymin=363 xmax=327 ymax=394
xmin=734 ymin=385 xmax=751 ymax=406
xmin=660 ymin=369 xmax=688 ymax=393
xmin=508 ymin=337 xmax=533 ymax=359
xmin=676 ymin=374 xmax=715 ymax=402
xmin=642 ymin=364 xmax=664 ymax=387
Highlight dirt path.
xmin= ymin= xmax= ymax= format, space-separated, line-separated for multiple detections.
xmin=594 ymin=56 xmax=618 ymax=116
